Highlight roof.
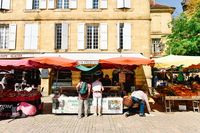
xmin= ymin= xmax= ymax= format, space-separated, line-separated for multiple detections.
xmin=150 ymin=0 xmax=175 ymax=10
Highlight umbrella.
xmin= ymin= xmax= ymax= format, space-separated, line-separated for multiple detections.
xmin=99 ymin=57 xmax=154 ymax=69
xmin=25 ymin=57 xmax=78 ymax=70
xmin=0 ymin=60 xmax=44 ymax=70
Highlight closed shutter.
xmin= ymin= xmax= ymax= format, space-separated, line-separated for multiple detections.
xmin=2 ymin=0 xmax=10 ymax=10
xmin=26 ymin=0 xmax=33 ymax=9
xmin=0 ymin=0 xmax=2 ymax=8
xmin=123 ymin=23 xmax=131 ymax=50
xmin=77 ymin=23 xmax=85 ymax=49
xmin=48 ymin=0 xmax=55 ymax=9
xmin=124 ymin=0 xmax=131 ymax=8
xmin=8 ymin=24 xmax=17 ymax=49
xmin=69 ymin=0 xmax=77 ymax=9
xmin=24 ymin=24 xmax=32 ymax=49
xmin=117 ymin=23 xmax=120 ymax=49
xmin=31 ymin=24 xmax=38 ymax=49
xmin=61 ymin=22 xmax=68 ymax=49
xmin=86 ymin=0 xmax=92 ymax=9
xmin=40 ymin=0 xmax=46 ymax=9
xmin=117 ymin=0 xmax=124 ymax=8
xmin=101 ymin=0 xmax=107 ymax=9
xmin=100 ymin=23 xmax=107 ymax=50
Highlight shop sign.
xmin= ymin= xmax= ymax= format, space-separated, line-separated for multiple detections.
xmin=52 ymin=96 xmax=123 ymax=114
xmin=0 ymin=54 xmax=23 ymax=58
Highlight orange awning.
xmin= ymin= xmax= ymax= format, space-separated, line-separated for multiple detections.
xmin=99 ymin=57 xmax=154 ymax=69
xmin=25 ymin=57 xmax=78 ymax=69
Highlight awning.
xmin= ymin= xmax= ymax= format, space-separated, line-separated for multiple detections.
xmin=154 ymin=55 xmax=200 ymax=68
xmin=75 ymin=64 xmax=101 ymax=73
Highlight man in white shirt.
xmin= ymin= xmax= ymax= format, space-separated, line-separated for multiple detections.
xmin=125 ymin=89 xmax=151 ymax=117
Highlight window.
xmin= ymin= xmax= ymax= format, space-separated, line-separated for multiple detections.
xmin=55 ymin=23 xmax=62 ymax=49
xmin=86 ymin=25 xmax=99 ymax=49
xmin=0 ymin=0 xmax=11 ymax=10
xmin=57 ymin=0 xmax=69 ymax=9
xmin=93 ymin=0 xmax=99 ymax=9
xmin=55 ymin=23 xmax=68 ymax=50
xmin=117 ymin=23 xmax=131 ymax=50
xmin=117 ymin=0 xmax=131 ymax=9
xmin=33 ymin=0 xmax=39 ymax=9
xmin=119 ymin=23 xmax=124 ymax=49
xmin=0 ymin=25 xmax=9 ymax=49
xmin=151 ymin=38 xmax=164 ymax=55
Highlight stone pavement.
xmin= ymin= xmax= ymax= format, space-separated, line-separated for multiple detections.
xmin=0 ymin=111 xmax=200 ymax=133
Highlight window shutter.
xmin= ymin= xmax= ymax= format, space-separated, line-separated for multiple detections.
xmin=26 ymin=0 xmax=33 ymax=9
xmin=61 ymin=22 xmax=68 ymax=49
xmin=77 ymin=23 xmax=85 ymax=50
xmin=86 ymin=0 xmax=92 ymax=9
xmin=123 ymin=23 xmax=131 ymax=50
xmin=2 ymin=0 xmax=11 ymax=10
xmin=124 ymin=0 xmax=131 ymax=8
xmin=24 ymin=24 xmax=32 ymax=49
xmin=117 ymin=23 xmax=120 ymax=49
xmin=48 ymin=0 xmax=54 ymax=9
xmin=101 ymin=0 xmax=107 ymax=9
xmin=69 ymin=0 xmax=77 ymax=9
xmin=40 ymin=0 xmax=46 ymax=9
xmin=31 ymin=24 xmax=38 ymax=49
xmin=117 ymin=0 xmax=124 ymax=8
xmin=8 ymin=24 xmax=17 ymax=49
xmin=0 ymin=0 xmax=2 ymax=8
xmin=100 ymin=23 xmax=107 ymax=50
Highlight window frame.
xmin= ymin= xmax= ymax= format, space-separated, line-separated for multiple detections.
xmin=151 ymin=38 xmax=163 ymax=55
xmin=86 ymin=24 xmax=99 ymax=49
xmin=0 ymin=24 xmax=9 ymax=49
xmin=57 ymin=0 xmax=70 ymax=9
xmin=32 ymin=0 xmax=39 ymax=9
xmin=55 ymin=23 xmax=62 ymax=49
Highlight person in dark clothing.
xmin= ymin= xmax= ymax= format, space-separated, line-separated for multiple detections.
xmin=102 ymin=74 xmax=112 ymax=86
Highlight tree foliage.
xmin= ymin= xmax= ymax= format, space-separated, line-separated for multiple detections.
xmin=165 ymin=4 xmax=200 ymax=56
xmin=186 ymin=0 xmax=200 ymax=16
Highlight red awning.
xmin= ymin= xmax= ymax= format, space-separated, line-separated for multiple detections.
xmin=25 ymin=57 xmax=78 ymax=69
xmin=99 ymin=57 xmax=154 ymax=69
xmin=0 ymin=60 xmax=44 ymax=70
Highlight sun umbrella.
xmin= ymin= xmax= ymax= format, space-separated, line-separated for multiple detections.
xmin=25 ymin=57 xmax=78 ymax=70
xmin=99 ymin=57 xmax=154 ymax=69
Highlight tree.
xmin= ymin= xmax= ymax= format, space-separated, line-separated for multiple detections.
xmin=186 ymin=0 xmax=200 ymax=16
xmin=165 ymin=5 xmax=200 ymax=56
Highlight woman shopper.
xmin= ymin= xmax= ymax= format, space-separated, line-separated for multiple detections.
xmin=76 ymin=77 xmax=91 ymax=119
xmin=92 ymin=72 xmax=104 ymax=116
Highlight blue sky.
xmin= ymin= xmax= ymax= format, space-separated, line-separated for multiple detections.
xmin=156 ymin=0 xmax=183 ymax=16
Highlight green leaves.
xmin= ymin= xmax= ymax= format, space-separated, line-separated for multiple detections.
xmin=165 ymin=8 xmax=200 ymax=56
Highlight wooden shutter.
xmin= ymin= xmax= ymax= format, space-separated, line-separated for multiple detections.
xmin=48 ymin=0 xmax=55 ymax=9
xmin=24 ymin=24 xmax=32 ymax=49
xmin=26 ymin=0 xmax=33 ymax=9
xmin=100 ymin=23 xmax=107 ymax=50
xmin=117 ymin=0 xmax=124 ymax=8
xmin=123 ymin=23 xmax=131 ymax=50
xmin=2 ymin=0 xmax=11 ymax=10
xmin=117 ymin=23 xmax=120 ymax=49
xmin=86 ymin=0 xmax=92 ymax=9
xmin=101 ymin=0 xmax=107 ymax=9
xmin=69 ymin=0 xmax=77 ymax=9
xmin=124 ymin=0 xmax=131 ymax=8
xmin=8 ymin=24 xmax=17 ymax=49
xmin=61 ymin=22 xmax=68 ymax=49
xmin=40 ymin=0 xmax=46 ymax=9
xmin=31 ymin=24 xmax=38 ymax=49
xmin=77 ymin=23 xmax=85 ymax=50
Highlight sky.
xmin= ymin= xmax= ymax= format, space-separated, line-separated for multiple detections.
xmin=156 ymin=0 xmax=183 ymax=17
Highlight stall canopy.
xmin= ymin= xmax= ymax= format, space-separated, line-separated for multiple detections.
xmin=154 ymin=55 xmax=200 ymax=69
xmin=0 ymin=60 xmax=44 ymax=70
xmin=99 ymin=56 xmax=154 ymax=69
xmin=25 ymin=57 xmax=78 ymax=70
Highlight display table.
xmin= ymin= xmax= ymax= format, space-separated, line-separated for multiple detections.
xmin=165 ymin=96 xmax=200 ymax=112
xmin=52 ymin=95 xmax=123 ymax=114
xmin=0 ymin=90 xmax=42 ymax=119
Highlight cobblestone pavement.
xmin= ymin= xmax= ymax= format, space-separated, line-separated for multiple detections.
xmin=0 ymin=111 xmax=200 ymax=133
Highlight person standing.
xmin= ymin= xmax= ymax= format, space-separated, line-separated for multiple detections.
xmin=125 ymin=89 xmax=151 ymax=117
xmin=76 ymin=77 xmax=91 ymax=119
xmin=92 ymin=74 xmax=104 ymax=116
